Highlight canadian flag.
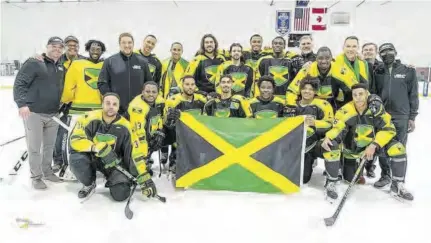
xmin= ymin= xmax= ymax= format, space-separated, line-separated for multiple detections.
xmin=311 ymin=8 xmax=327 ymax=31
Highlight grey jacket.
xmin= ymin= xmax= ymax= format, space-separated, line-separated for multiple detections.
xmin=13 ymin=54 xmax=65 ymax=114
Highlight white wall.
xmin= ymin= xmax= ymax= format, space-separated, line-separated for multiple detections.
xmin=0 ymin=0 xmax=429 ymax=65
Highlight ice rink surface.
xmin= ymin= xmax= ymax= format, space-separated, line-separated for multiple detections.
xmin=0 ymin=76 xmax=429 ymax=243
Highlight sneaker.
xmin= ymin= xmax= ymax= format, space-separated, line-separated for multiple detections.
xmin=32 ymin=179 xmax=47 ymax=190
xmin=391 ymin=181 xmax=414 ymax=201
xmin=43 ymin=174 xmax=63 ymax=183
xmin=374 ymin=175 xmax=391 ymax=189
xmin=78 ymin=182 xmax=96 ymax=199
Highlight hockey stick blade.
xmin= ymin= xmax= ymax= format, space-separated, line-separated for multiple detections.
xmin=156 ymin=195 xmax=167 ymax=203
xmin=125 ymin=184 xmax=138 ymax=220
xmin=324 ymin=217 xmax=336 ymax=227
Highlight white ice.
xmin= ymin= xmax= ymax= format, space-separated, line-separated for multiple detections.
xmin=0 ymin=76 xmax=429 ymax=243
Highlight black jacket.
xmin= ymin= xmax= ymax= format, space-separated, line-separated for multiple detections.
xmin=301 ymin=52 xmax=317 ymax=63
xmin=372 ymin=61 xmax=419 ymax=121
xmin=13 ymin=54 xmax=64 ymax=114
xmin=97 ymin=52 xmax=153 ymax=114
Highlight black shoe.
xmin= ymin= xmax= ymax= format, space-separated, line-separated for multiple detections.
xmin=78 ymin=182 xmax=96 ymax=199
xmin=374 ymin=175 xmax=391 ymax=189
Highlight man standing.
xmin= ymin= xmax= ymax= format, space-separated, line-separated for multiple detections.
xmin=185 ymin=34 xmax=226 ymax=94
xmin=69 ymin=93 xmax=157 ymax=200
xmin=216 ymin=43 xmax=254 ymax=97
xmin=55 ymin=40 xmax=106 ymax=177
xmin=255 ymin=37 xmax=296 ymax=99
xmin=13 ymin=37 xmax=65 ymax=189
xmin=242 ymin=34 xmax=266 ymax=71
xmin=298 ymin=35 xmax=317 ymax=69
xmin=136 ymin=35 xmax=163 ymax=85
xmin=60 ymin=35 xmax=86 ymax=70
xmin=371 ymin=43 xmax=419 ymax=190
xmin=332 ymin=36 xmax=371 ymax=108
xmin=98 ymin=33 xmax=153 ymax=115
xmin=160 ymin=42 xmax=189 ymax=99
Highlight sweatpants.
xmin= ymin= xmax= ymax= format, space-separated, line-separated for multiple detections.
xmin=23 ymin=112 xmax=59 ymax=180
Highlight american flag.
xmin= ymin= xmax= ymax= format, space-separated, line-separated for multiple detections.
xmin=294 ymin=7 xmax=310 ymax=31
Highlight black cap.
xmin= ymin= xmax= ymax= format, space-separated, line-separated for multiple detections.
xmin=64 ymin=35 xmax=79 ymax=44
xmin=47 ymin=36 xmax=64 ymax=46
xmin=379 ymin=43 xmax=396 ymax=53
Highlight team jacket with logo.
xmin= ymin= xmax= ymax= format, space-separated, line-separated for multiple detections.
xmin=285 ymin=98 xmax=333 ymax=149
xmin=371 ymin=62 xmax=419 ymax=121
xmin=185 ymin=54 xmax=226 ymax=93
xmin=61 ymin=58 xmax=104 ymax=114
xmin=203 ymin=95 xmax=252 ymax=118
xmin=255 ymin=55 xmax=295 ymax=98
xmin=98 ymin=52 xmax=153 ymax=114
xmin=70 ymin=110 xmax=148 ymax=176
xmin=135 ymin=50 xmax=163 ymax=85
xmin=286 ymin=62 xmax=342 ymax=109
xmin=325 ymin=101 xmax=396 ymax=155
xmin=331 ymin=54 xmax=370 ymax=108
xmin=242 ymin=49 xmax=268 ymax=72
xmin=164 ymin=93 xmax=207 ymax=118
xmin=126 ymin=95 xmax=165 ymax=148
xmin=216 ymin=61 xmax=254 ymax=97
xmin=249 ymin=96 xmax=286 ymax=118
xmin=160 ymin=58 xmax=189 ymax=99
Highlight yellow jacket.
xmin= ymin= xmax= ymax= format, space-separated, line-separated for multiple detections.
xmin=160 ymin=58 xmax=189 ymax=99
xmin=61 ymin=59 xmax=103 ymax=114
xmin=70 ymin=110 xmax=148 ymax=175
xmin=127 ymin=95 xmax=165 ymax=147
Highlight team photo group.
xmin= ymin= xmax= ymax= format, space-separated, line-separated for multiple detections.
xmin=12 ymin=29 xmax=418 ymax=212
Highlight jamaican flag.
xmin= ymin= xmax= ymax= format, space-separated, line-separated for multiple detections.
xmin=176 ymin=113 xmax=305 ymax=194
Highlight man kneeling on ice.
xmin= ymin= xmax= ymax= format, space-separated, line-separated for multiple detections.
xmin=68 ymin=92 xmax=158 ymax=201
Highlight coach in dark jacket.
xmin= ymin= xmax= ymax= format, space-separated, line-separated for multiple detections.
xmin=98 ymin=33 xmax=152 ymax=114
xmin=371 ymin=43 xmax=419 ymax=189
xmin=13 ymin=36 xmax=65 ymax=190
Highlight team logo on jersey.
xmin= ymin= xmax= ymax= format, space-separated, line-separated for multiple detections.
xmin=93 ymin=133 xmax=118 ymax=150
xmin=269 ymin=66 xmax=289 ymax=86
xmin=132 ymin=107 xmax=142 ymax=114
xmin=184 ymin=109 xmax=203 ymax=116
xmin=148 ymin=63 xmax=156 ymax=77
xmin=205 ymin=65 xmax=219 ymax=84
xmin=215 ymin=108 xmax=230 ymax=118
xmin=319 ymin=85 xmax=333 ymax=98
xmin=150 ymin=115 xmax=161 ymax=133
xmin=84 ymin=68 xmax=101 ymax=89
xmin=254 ymin=109 xmax=278 ymax=119
xmin=230 ymin=72 xmax=248 ymax=92
xmin=354 ymin=124 xmax=374 ymax=148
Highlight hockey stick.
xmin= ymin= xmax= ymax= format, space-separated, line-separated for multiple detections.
xmin=115 ymin=165 xmax=167 ymax=219
xmin=0 ymin=136 xmax=25 ymax=147
xmin=9 ymin=151 xmax=29 ymax=175
xmin=324 ymin=158 xmax=367 ymax=227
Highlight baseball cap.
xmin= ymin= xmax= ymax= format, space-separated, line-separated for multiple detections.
xmin=64 ymin=35 xmax=79 ymax=44
xmin=379 ymin=43 xmax=396 ymax=53
xmin=47 ymin=36 xmax=64 ymax=46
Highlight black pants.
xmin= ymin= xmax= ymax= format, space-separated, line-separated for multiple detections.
xmin=378 ymin=118 xmax=409 ymax=177
xmin=303 ymin=140 xmax=340 ymax=184
xmin=69 ymin=152 xmax=132 ymax=202
xmin=53 ymin=115 xmax=71 ymax=166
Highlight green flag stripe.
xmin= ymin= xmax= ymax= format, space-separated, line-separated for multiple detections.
xmin=192 ymin=115 xmax=285 ymax=147
xmin=190 ymin=164 xmax=282 ymax=193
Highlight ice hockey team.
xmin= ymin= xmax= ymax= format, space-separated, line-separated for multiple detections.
xmin=13 ymin=32 xmax=418 ymax=204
